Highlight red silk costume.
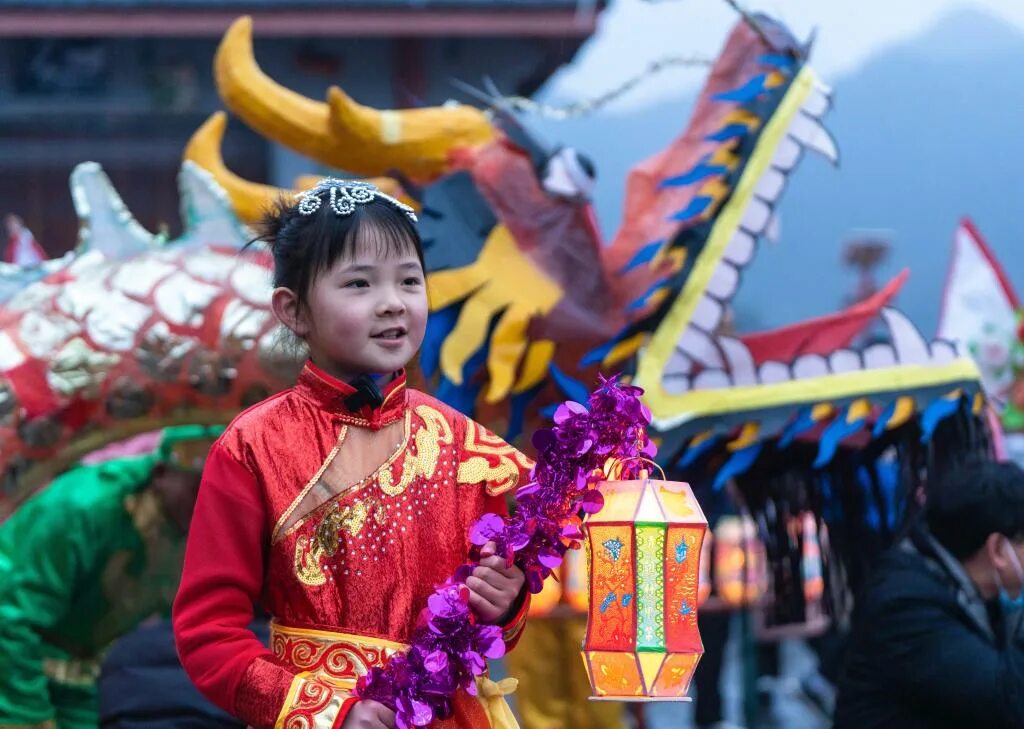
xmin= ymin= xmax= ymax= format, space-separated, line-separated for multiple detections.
xmin=173 ymin=362 xmax=532 ymax=729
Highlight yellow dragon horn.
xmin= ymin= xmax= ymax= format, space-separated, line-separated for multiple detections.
xmin=215 ymin=16 xmax=494 ymax=181
xmin=185 ymin=110 xmax=291 ymax=224
xmin=185 ymin=111 xmax=420 ymax=224
xmin=325 ymin=86 xmax=494 ymax=180
xmin=215 ymin=17 xmax=340 ymax=167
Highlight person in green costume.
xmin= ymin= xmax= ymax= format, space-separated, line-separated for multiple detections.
xmin=0 ymin=425 xmax=222 ymax=729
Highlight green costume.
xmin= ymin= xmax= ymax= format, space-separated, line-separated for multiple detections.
xmin=0 ymin=426 xmax=220 ymax=729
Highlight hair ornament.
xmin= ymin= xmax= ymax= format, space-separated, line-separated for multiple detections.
xmin=295 ymin=178 xmax=417 ymax=223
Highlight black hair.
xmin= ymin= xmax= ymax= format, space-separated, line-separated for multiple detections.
xmin=926 ymin=457 xmax=1024 ymax=559
xmin=253 ymin=188 xmax=425 ymax=313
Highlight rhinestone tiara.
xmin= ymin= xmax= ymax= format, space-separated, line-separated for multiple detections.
xmin=295 ymin=179 xmax=417 ymax=223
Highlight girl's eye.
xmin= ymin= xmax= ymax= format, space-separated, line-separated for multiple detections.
xmin=344 ymin=279 xmax=370 ymax=289
xmin=403 ymin=277 xmax=423 ymax=286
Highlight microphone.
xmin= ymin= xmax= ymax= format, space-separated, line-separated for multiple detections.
xmin=344 ymin=374 xmax=385 ymax=411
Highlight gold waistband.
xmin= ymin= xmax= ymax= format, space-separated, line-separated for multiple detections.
xmin=270 ymin=622 xmax=406 ymax=689
xmin=270 ymin=622 xmax=521 ymax=729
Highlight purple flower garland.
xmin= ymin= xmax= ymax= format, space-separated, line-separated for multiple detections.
xmin=357 ymin=375 xmax=656 ymax=727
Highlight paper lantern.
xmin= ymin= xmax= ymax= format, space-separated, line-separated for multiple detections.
xmin=529 ymin=544 xmax=589 ymax=616
xmin=581 ymin=476 xmax=708 ymax=700
xmin=712 ymin=515 xmax=768 ymax=607
xmin=697 ymin=528 xmax=712 ymax=607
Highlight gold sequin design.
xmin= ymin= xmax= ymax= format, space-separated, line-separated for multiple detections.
xmin=377 ymin=405 xmax=452 ymax=496
xmin=294 ymin=536 xmax=328 ymax=586
xmin=295 ymin=407 xmax=452 ymax=584
xmin=314 ymin=500 xmax=369 ymax=556
xmin=297 ymin=499 xmax=373 ymax=584
xmin=457 ymin=419 xmax=535 ymax=495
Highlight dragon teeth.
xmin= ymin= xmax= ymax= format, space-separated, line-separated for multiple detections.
xmin=691 ymin=296 xmax=723 ymax=332
xmin=883 ymin=309 xmax=930 ymax=363
xmin=829 ymin=349 xmax=861 ymax=373
xmin=706 ymin=262 xmax=739 ymax=300
xmin=724 ymin=231 xmax=756 ymax=266
xmin=679 ymin=326 xmax=724 ymax=370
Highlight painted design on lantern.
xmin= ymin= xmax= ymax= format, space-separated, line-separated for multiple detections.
xmin=665 ymin=526 xmax=704 ymax=653
xmin=586 ymin=524 xmax=636 ymax=649
xmin=675 ymin=539 xmax=688 ymax=564
xmin=635 ymin=525 xmax=666 ymax=650
xmin=592 ymin=652 xmax=644 ymax=697
xmin=603 ymin=537 xmax=624 ymax=562
xmin=584 ymin=480 xmax=708 ymax=698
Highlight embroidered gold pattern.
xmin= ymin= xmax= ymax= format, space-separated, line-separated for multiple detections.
xmin=279 ymin=412 xmax=411 ymax=543
xmin=275 ymin=672 xmax=347 ymax=729
xmin=457 ymin=420 xmax=535 ymax=495
xmin=294 ymin=536 xmax=327 ymax=586
xmin=295 ymin=407 xmax=451 ymax=583
xmin=325 ymin=499 xmax=370 ymax=542
xmin=273 ymin=426 xmax=348 ymax=543
xmin=378 ymin=405 xmax=453 ymax=496
xmin=271 ymin=623 xmax=403 ymax=687
xmin=297 ymin=498 xmax=375 ymax=585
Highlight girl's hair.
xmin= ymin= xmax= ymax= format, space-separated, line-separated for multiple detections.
xmin=253 ymin=188 xmax=425 ymax=312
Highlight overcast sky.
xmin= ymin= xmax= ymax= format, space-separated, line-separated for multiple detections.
xmin=541 ymin=0 xmax=1024 ymax=109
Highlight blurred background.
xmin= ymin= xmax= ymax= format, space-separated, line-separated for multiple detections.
xmin=3 ymin=3 xmax=1023 ymax=729
xmin=4 ymin=0 xmax=1024 ymax=332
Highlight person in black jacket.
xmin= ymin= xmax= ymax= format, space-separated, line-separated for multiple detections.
xmin=98 ymin=620 xmax=269 ymax=729
xmin=834 ymin=458 xmax=1024 ymax=728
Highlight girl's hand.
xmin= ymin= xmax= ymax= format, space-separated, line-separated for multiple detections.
xmin=466 ymin=541 xmax=526 ymax=624
xmin=342 ymin=700 xmax=396 ymax=729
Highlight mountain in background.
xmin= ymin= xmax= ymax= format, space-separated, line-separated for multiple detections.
xmin=533 ymin=8 xmax=1024 ymax=335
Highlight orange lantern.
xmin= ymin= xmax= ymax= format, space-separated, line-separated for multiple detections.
xmin=712 ymin=514 xmax=768 ymax=607
xmin=529 ymin=542 xmax=590 ymax=616
xmin=581 ymin=475 xmax=708 ymax=700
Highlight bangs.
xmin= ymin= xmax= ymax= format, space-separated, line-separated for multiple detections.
xmin=300 ymin=197 xmax=425 ymax=290
xmin=348 ymin=208 xmax=423 ymax=266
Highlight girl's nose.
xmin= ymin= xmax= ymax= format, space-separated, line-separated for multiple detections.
xmin=377 ymin=290 xmax=407 ymax=315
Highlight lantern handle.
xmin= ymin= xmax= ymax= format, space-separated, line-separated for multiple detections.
xmin=602 ymin=456 xmax=666 ymax=481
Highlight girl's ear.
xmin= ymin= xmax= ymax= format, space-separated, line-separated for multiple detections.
xmin=271 ymin=287 xmax=309 ymax=338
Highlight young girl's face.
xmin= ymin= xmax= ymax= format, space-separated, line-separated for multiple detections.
xmin=297 ymin=235 xmax=428 ymax=381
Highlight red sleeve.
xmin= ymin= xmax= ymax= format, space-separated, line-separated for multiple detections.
xmin=172 ymin=442 xmax=297 ymax=728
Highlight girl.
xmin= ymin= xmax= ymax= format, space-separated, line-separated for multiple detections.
xmin=173 ymin=181 xmax=532 ymax=729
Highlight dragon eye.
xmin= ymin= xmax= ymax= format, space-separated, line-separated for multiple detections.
xmin=542 ymin=147 xmax=597 ymax=201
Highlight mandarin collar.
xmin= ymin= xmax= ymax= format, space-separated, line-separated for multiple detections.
xmin=295 ymin=360 xmax=407 ymax=429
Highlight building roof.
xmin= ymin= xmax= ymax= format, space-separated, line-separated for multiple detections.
xmin=0 ymin=0 xmax=594 ymax=5
xmin=0 ymin=0 xmax=602 ymax=36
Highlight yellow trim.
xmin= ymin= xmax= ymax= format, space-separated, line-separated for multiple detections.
xmin=273 ymin=426 xmax=348 ymax=542
xmin=636 ymin=67 xmax=815 ymax=409
xmin=273 ymin=671 xmax=348 ymax=729
xmin=274 ymin=672 xmax=311 ymax=729
xmin=276 ymin=410 xmax=412 ymax=543
xmin=271 ymin=621 xmax=409 ymax=652
xmin=647 ymin=359 xmax=980 ymax=428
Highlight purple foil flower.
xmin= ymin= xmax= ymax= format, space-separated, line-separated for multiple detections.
xmin=356 ymin=376 xmax=654 ymax=727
